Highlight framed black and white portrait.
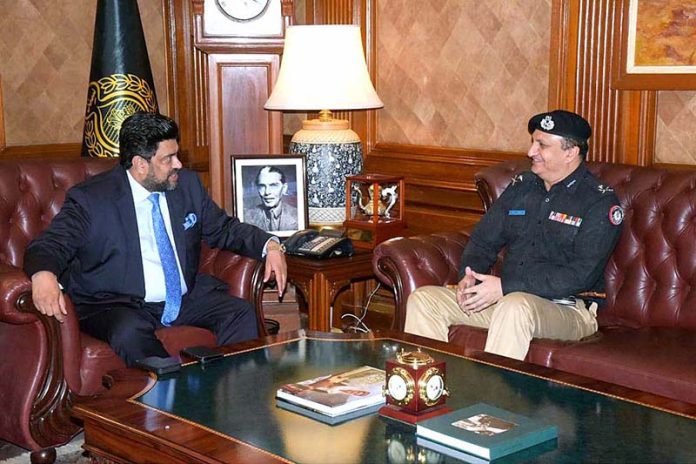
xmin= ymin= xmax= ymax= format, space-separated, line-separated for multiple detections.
xmin=229 ymin=155 xmax=307 ymax=237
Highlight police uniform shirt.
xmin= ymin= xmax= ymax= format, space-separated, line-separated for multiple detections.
xmin=460 ymin=163 xmax=623 ymax=300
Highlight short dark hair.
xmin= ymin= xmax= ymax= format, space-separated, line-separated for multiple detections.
xmin=118 ymin=112 xmax=179 ymax=168
xmin=255 ymin=165 xmax=286 ymax=185
xmin=560 ymin=136 xmax=589 ymax=158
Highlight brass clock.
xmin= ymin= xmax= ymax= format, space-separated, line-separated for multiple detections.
xmin=215 ymin=0 xmax=271 ymax=22
xmin=380 ymin=349 xmax=450 ymax=424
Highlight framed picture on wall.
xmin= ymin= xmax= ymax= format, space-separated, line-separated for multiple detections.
xmin=229 ymin=154 xmax=307 ymax=237
xmin=614 ymin=0 xmax=696 ymax=89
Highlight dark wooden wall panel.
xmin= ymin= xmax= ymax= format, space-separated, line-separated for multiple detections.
xmin=365 ymin=142 xmax=525 ymax=235
xmin=0 ymin=77 xmax=4 ymax=151
xmin=207 ymin=55 xmax=282 ymax=210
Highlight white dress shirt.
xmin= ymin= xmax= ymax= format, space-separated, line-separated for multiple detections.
xmin=127 ymin=172 xmax=188 ymax=302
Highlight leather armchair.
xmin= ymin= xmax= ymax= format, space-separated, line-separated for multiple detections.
xmin=0 ymin=158 xmax=267 ymax=463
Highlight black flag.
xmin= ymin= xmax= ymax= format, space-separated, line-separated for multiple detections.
xmin=81 ymin=0 xmax=158 ymax=158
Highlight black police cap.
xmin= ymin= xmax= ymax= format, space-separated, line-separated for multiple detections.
xmin=527 ymin=110 xmax=591 ymax=141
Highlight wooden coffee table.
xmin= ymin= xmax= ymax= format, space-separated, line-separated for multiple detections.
xmin=73 ymin=331 xmax=696 ymax=463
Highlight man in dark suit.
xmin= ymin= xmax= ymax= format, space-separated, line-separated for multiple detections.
xmin=24 ymin=112 xmax=287 ymax=366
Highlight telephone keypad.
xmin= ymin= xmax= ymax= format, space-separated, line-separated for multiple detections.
xmin=298 ymin=236 xmax=337 ymax=254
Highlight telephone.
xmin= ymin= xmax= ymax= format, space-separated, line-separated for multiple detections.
xmin=283 ymin=229 xmax=354 ymax=259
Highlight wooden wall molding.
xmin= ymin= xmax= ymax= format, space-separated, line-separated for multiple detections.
xmin=0 ymin=76 xmax=4 ymax=151
xmin=365 ymin=143 xmax=525 ymax=234
xmin=0 ymin=144 xmax=81 ymax=160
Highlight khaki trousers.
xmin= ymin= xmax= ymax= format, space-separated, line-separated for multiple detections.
xmin=404 ymin=287 xmax=598 ymax=360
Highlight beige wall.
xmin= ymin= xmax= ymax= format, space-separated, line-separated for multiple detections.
xmin=375 ymin=0 xmax=696 ymax=166
xmin=376 ymin=0 xmax=551 ymax=153
xmin=0 ymin=0 xmax=167 ymax=147
xmin=655 ymin=91 xmax=696 ymax=164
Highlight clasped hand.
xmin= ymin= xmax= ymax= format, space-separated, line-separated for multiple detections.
xmin=455 ymin=266 xmax=503 ymax=314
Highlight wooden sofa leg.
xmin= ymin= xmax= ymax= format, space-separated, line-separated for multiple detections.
xmin=30 ymin=447 xmax=56 ymax=464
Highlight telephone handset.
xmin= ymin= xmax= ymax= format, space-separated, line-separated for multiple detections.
xmin=282 ymin=229 xmax=354 ymax=259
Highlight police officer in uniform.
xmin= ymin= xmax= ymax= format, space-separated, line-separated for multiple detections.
xmin=405 ymin=110 xmax=624 ymax=360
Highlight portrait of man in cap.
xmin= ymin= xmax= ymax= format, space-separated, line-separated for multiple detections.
xmin=405 ymin=109 xmax=624 ymax=361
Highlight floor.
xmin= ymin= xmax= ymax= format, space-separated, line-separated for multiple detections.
xmin=0 ymin=301 xmax=302 ymax=461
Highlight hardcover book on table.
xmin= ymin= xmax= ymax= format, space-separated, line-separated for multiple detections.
xmin=415 ymin=403 xmax=558 ymax=460
xmin=276 ymin=399 xmax=382 ymax=425
xmin=416 ymin=436 xmax=558 ymax=464
xmin=276 ymin=366 xmax=385 ymax=417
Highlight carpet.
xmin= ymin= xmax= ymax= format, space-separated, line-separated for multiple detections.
xmin=1 ymin=436 xmax=89 ymax=464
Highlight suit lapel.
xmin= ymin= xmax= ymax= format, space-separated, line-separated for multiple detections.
xmin=114 ymin=168 xmax=146 ymax=297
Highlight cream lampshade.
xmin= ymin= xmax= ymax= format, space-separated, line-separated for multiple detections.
xmin=265 ymin=25 xmax=383 ymax=227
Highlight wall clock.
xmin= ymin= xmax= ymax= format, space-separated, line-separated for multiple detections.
xmin=215 ymin=0 xmax=271 ymax=22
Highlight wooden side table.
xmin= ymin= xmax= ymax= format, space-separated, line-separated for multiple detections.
xmin=286 ymin=249 xmax=375 ymax=331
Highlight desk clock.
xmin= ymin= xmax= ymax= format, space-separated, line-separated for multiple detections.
xmin=380 ymin=348 xmax=450 ymax=424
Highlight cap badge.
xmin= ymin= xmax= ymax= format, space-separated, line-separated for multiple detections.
xmin=540 ymin=115 xmax=555 ymax=130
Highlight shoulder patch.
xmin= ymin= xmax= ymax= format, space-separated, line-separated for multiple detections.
xmin=609 ymin=205 xmax=624 ymax=225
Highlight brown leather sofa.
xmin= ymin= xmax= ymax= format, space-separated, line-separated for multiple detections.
xmin=374 ymin=159 xmax=696 ymax=406
xmin=0 ymin=158 xmax=268 ymax=462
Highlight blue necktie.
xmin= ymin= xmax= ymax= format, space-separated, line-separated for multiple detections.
xmin=148 ymin=193 xmax=182 ymax=326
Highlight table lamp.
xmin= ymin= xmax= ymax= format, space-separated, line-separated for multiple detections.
xmin=265 ymin=25 xmax=383 ymax=227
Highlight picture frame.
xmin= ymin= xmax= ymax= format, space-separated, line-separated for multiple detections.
xmin=227 ymin=154 xmax=308 ymax=237
xmin=613 ymin=0 xmax=696 ymax=89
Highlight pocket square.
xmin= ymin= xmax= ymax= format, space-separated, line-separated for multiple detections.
xmin=183 ymin=213 xmax=197 ymax=230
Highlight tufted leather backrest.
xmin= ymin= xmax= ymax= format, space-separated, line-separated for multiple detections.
xmin=475 ymin=160 xmax=696 ymax=331
xmin=0 ymin=158 xmax=117 ymax=268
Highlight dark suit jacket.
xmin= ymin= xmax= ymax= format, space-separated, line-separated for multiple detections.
xmin=244 ymin=201 xmax=299 ymax=231
xmin=24 ymin=165 xmax=272 ymax=318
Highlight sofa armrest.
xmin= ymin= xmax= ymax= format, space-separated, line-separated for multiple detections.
xmin=0 ymin=265 xmax=84 ymax=449
xmin=0 ymin=264 xmax=36 ymax=325
xmin=198 ymin=244 xmax=267 ymax=336
xmin=373 ymin=230 xmax=472 ymax=331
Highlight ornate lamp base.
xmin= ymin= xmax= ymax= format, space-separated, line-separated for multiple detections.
xmin=289 ymin=117 xmax=363 ymax=227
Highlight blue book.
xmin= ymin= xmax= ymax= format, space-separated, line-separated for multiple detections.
xmin=416 ymin=403 xmax=558 ymax=460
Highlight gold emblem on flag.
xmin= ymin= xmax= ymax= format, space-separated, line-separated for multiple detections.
xmin=83 ymin=74 xmax=157 ymax=158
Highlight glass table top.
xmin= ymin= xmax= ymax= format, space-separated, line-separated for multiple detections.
xmin=136 ymin=336 xmax=696 ymax=463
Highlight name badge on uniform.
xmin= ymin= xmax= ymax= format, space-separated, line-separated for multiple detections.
xmin=549 ymin=211 xmax=583 ymax=227
xmin=508 ymin=209 xmax=526 ymax=216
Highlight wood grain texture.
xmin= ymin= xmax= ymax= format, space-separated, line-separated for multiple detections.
xmin=365 ymin=143 xmax=524 ymax=235
xmin=287 ymin=250 xmax=375 ymax=331
xmin=206 ymin=55 xmax=282 ymax=208
xmin=0 ymin=77 xmax=4 ymax=151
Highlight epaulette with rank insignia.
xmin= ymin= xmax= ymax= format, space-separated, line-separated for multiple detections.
xmin=597 ymin=184 xmax=614 ymax=194
xmin=509 ymin=173 xmax=524 ymax=186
